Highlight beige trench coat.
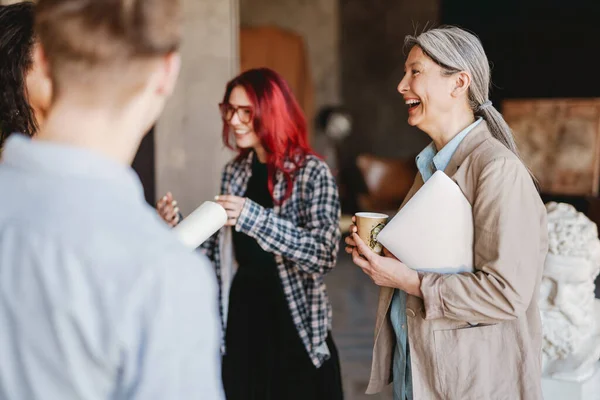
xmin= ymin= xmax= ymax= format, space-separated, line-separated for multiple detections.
xmin=366 ymin=121 xmax=548 ymax=400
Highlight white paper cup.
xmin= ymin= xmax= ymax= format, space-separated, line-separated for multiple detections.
xmin=355 ymin=212 xmax=389 ymax=255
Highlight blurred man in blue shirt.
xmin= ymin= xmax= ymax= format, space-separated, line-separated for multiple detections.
xmin=0 ymin=1 xmax=223 ymax=399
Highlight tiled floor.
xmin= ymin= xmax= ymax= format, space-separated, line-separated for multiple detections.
xmin=325 ymin=243 xmax=393 ymax=400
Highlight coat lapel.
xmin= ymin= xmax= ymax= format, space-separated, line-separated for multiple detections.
xmin=444 ymin=121 xmax=492 ymax=178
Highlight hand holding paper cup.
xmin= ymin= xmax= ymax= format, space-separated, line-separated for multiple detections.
xmin=172 ymin=201 xmax=228 ymax=250
xmin=355 ymin=212 xmax=389 ymax=255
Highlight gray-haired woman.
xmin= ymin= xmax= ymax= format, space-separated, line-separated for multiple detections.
xmin=345 ymin=26 xmax=548 ymax=399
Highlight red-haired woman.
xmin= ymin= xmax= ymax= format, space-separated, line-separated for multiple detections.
xmin=157 ymin=68 xmax=343 ymax=399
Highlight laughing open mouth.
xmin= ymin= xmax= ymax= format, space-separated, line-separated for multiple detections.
xmin=406 ymin=99 xmax=421 ymax=111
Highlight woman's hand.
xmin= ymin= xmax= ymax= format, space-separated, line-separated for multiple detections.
xmin=344 ymin=216 xmax=358 ymax=250
xmin=344 ymin=216 xmax=396 ymax=257
xmin=349 ymin=231 xmax=422 ymax=297
xmin=157 ymin=192 xmax=180 ymax=227
xmin=215 ymin=195 xmax=247 ymax=227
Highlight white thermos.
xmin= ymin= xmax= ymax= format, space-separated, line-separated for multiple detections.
xmin=171 ymin=201 xmax=228 ymax=249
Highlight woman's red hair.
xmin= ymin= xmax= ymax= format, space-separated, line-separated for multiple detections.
xmin=221 ymin=67 xmax=315 ymax=203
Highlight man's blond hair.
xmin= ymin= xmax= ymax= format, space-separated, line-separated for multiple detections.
xmin=35 ymin=0 xmax=182 ymax=99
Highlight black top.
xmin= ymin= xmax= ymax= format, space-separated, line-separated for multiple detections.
xmin=232 ymin=154 xmax=275 ymax=266
xmin=223 ymin=153 xmax=343 ymax=400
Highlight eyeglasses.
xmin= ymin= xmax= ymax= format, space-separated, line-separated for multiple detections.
xmin=218 ymin=103 xmax=254 ymax=124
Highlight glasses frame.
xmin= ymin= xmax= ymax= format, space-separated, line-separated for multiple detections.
xmin=218 ymin=103 xmax=254 ymax=124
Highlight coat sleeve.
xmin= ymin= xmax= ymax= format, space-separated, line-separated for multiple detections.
xmin=419 ymin=157 xmax=547 ymax=324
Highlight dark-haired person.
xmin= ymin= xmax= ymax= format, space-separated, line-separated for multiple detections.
xmin=0 ymin=1 xmax=51 ymax=150
xmin=0 ymin=0 xmax=223 ymax=399
xmin=158 ymin=67 xmax=344 ymax=399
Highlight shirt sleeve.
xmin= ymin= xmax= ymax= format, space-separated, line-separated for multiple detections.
xmin=235 ymin=160 xmax=341 ymax=275
xmin=123 ymin=252 xmax=224 ymax=400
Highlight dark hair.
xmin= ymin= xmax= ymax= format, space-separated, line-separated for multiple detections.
xmin=0 ymin=1 xmax=37 ymax=146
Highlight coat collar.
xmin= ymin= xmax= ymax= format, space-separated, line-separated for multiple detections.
xmin=443 ymin=120 xmax=493 ymax=177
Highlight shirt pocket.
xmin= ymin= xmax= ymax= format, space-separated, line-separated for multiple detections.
xmin=433 ymin=323 xmax=517 ymax=400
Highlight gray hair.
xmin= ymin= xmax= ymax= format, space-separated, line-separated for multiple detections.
xmin=405 ymin=26 xmax=520 ymax=158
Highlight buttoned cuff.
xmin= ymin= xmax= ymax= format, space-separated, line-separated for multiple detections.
xmin=419 ymin=272 xmax=446 ymax=320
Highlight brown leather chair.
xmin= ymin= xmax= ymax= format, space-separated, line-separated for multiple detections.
xmin=355 ymin=154 xmax=417 ymax=213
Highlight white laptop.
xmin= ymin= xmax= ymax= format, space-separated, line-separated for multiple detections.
xmin=376 ymin=170 xmax=474 ymax=273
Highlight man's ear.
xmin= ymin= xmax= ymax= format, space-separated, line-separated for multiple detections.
xmin=33 ymin=44 xmax=52 ymax=83
xmin=155 ymin=52 xmax=181 ymax=97
xmin=451 ymin=70 xmax=471 ymax=98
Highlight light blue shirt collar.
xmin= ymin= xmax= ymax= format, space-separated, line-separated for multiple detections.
xmin=415 ymin=118 xmax=482 ymax=182
xmin=2 ymin=134 xmax=144 ymax=199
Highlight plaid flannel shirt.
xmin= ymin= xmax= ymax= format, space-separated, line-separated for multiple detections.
xmin=201 ymin=151 xmax=341 ymax=367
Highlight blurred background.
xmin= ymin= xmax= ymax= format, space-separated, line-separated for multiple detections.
xmin=3 ymin=0 xmax=598 ymax=398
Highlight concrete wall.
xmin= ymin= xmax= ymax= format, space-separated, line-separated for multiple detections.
xmin=240 ymin=0 xmax=340 ymax=114
xmin=340 ymin=0 xmax=440 ymax=161
xmin=155 ymin=0 xmax=238 ymax=215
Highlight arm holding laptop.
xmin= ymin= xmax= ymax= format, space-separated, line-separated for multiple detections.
xmin=346 ymin=157 xmax=544 ymax=324
xmin=418 ymin=158 xmax=544 ymax=323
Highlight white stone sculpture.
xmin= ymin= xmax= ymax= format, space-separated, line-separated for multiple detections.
xmin=540 ymin=202 xmax=600 ymax=382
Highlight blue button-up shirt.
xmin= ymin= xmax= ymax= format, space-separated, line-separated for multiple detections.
xmin=0 ymin=135 xmax=224 ymax=400
xmin=391 ymin=118 xmax=482 ymax=400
